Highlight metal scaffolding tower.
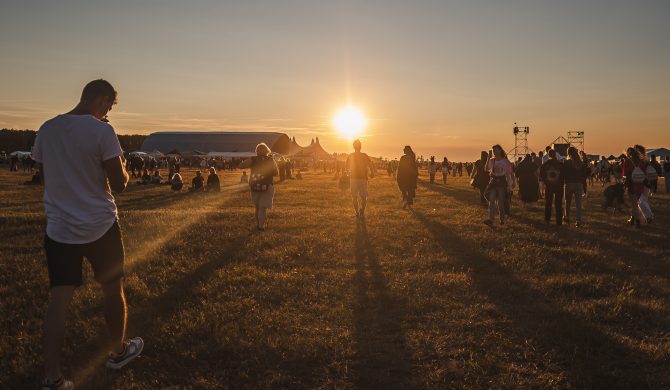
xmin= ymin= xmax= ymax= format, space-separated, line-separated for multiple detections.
xmin=509 ymin=123 xmax=530 ymax=162
xmin=567 ymin=130 xmax=585 ymax=152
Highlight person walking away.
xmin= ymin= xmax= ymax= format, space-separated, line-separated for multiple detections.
xmin=239 ymin=143 xmax=279 ymax=231
xmin=515 ymin=154 xmax=539 ymax=209
xmin=440 ymin=157 xmax=449 ymax=184
xmin=397 ymin=145 xmax=418 ymax=209
xmin=205 ymin=167 xmax=221 ymax=192
xmin=484 ymin=144 xmax=513 ymax=226
xmin=427 ymin=156 xmax=437 ymax=184
xmin=623 ymin=147 xmax=652 ymax=227
xmin=346 ymin=139 xmax=375 ymax=218
xmin=598 ymin=156 xmax=611 ymax=186
xmin=32 ymin=79 xmax=143 ymax=390
xmin=471 ymin=151 xmax=490 ymax=206
xmin=663 ymin=156 xmax=670 ymax=193
xmin=563 ymin=147 xmax=587 ymax=227
xmin=540 ymin=149 xmax=565 ymax=225
xmin=647 ymin=154 xmax=662 ymax=196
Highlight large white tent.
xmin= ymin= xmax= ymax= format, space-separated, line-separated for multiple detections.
xmin=647 ymin=147 xmax=670 ymax=159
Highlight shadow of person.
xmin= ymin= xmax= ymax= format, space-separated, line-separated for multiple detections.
xmin=410 ymin=209 xmax=664 ymax=388
xmin=352 ymin=218 xmax=414 ymax=389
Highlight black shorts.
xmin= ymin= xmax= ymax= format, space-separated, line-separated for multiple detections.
xmin=44 ymin=221 xmax=125 ymax=288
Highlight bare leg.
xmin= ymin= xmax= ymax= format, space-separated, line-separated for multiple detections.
xmin=351 ymin=193 xmax=359 ymax=214
xmin=44 ymin=286 xmax=75 ymax=381
xmin=102 ymin=279 xmax=127 ymax=354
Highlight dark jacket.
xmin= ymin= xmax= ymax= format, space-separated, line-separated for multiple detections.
xmin=397 ymin=154 xmax=418 ymax=190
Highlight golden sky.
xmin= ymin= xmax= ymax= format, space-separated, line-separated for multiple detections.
xmin=1 ymin=0 xmax=668 ymax=160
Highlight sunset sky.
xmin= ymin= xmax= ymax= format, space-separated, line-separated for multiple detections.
xmin=1 ymin=0 xmax=668 ymax=160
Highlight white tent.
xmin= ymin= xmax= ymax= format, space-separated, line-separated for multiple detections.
xmin=129 ymin=151 xmax=148 ymax=157
xmin=206 ymin=151 xmax=256 ymax=159
xmin=10 ymin=151 xmax=32 ymax=158
xmin=647 ymin=148 xmax=670 ymax=159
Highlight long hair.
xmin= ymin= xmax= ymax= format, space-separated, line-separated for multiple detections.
xmin=634 ymin=144 xmax=647 ymax=161
xmin=480 ymin=151 xmax=488 ymax=163
xmin=626 ymin=147 xmax=641 ymax=166
xmin=567 ymin=146 xmax=581 ymax=166
xmin=491 ymin=144 xmax=506 ymax=159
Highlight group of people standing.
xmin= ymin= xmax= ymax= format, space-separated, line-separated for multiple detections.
xmin=469 ymin=143 xmax=663 ymax=228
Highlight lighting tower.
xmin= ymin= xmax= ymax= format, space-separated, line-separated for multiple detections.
xmin=567 ymin=130 xmax=585 ymax=152
xmin=509 ymin=123 xmax=530 ymax=162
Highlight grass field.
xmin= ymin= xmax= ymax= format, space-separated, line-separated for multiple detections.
xmin=1 ymin=167 xmax=669 ymax=389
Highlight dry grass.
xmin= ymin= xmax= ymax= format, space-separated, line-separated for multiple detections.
xmin=1 ymin=167 xmax=669 ymax=389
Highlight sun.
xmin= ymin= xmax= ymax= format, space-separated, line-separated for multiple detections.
xmin=333 ymin=105 xmax=366 ymax=139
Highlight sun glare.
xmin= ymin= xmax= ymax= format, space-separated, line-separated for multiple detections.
xmin=333 ymin=105 xmax=366 ymax=139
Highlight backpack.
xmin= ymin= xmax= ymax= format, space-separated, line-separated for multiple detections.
xmin=645 ymin=164 xmax=658 ymax=181
xmin=249 ymin=156 xmax=272 ymax=191
xmin=631 ymin=164 xmax=646 ymax=184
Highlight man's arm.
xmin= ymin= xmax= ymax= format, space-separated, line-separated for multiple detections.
xmin=104 ymin=156 xmax=129 ymax=193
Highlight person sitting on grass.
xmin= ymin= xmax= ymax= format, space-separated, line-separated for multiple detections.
xmin=296 ymin=169 xmax=303 ymax=180
xmin=171 ymin=173 xmax=183 ymax=192
xmin=206 ymin=167 xmax=220 ymax=192
xmin=240 ymin=170 xmax=248 ymax=183
xmin=138 ymin=169 xmax=151 ymax=185
xmin=150 ymin=170 xmax=163 ymax=184
xmin=189 ymin=170 xmax=204 ymax=192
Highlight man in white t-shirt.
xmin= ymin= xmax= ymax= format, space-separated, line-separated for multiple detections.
xmin=33 ymin=80 xmax=143 ymax=390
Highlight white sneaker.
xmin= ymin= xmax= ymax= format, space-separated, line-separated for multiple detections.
xmin=41 ymin=376 xmax=73 ymax=390
xmin=106 ymin=337 xmax=144 ymax=369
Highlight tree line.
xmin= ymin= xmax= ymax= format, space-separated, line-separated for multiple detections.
xmin=0 ymin=129 xmax=146 ymax=154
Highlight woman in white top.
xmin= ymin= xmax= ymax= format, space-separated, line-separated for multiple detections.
xmin=484 ymin=144 xmax=513 ymax=226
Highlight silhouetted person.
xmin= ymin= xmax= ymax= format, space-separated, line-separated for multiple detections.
xmin=397 ymin=145 xmax=418 ymax=209
xmin=540 ymin=149 xmax=565 ymax=225
xmin=190 ymin=170 xmax=204 ymax=192
xmin=346 ymin=139 xmax=375 ymax=218
xmin=206 ymin=167 xmax=220 ymax=191
xmin=471 ymin=151 xmax=489 ymax=206
xmin=239 ymin=143 xmax=280 ymax=231
xmin=484 ymin=144 xmax=513 ymax=226
xmin=515 ymin=154 xmax=539 ymax=209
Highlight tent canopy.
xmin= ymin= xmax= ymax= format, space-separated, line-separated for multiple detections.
xmin=140 ymin=131 xmax=291 ymax=155
xmin=10 ymin=151 xmax=31 ymax=157
xmin=648 ymin=147 xmax=670 ymax=159
xmin=206 ymin=151 xmax=256 ymax=159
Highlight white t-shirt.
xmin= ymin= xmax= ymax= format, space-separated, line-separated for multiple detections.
xmin=33 ymin=114 xmax=123 ymax=244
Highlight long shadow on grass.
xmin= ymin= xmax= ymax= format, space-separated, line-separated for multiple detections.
xmin=352 ymin=218 xmax=414 ymax=389
xmin=411 ymin=210 xmax=665 ymax=388
xmin=74 ymin=217 xmax=254 ymax=388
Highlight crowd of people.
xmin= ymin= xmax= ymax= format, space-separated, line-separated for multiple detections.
xmin=468 ymin=144 xmax=666 ymax=228
xmin=11 ymin=78 xmax=670 ymax=389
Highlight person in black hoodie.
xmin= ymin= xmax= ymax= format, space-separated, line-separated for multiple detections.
xmin=397 ymin=145 xmax=418 ymax=209
xmin=515 ymin=154 xmax=539 ymax=209
xmin=540 ymin=149 xmax=565 ymax=225
xmin=470 ymin=151 xmax=490 ymax=206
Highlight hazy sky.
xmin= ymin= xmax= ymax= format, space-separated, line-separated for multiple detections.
xmin=1 ymin=0 xmax=668 ymax=160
